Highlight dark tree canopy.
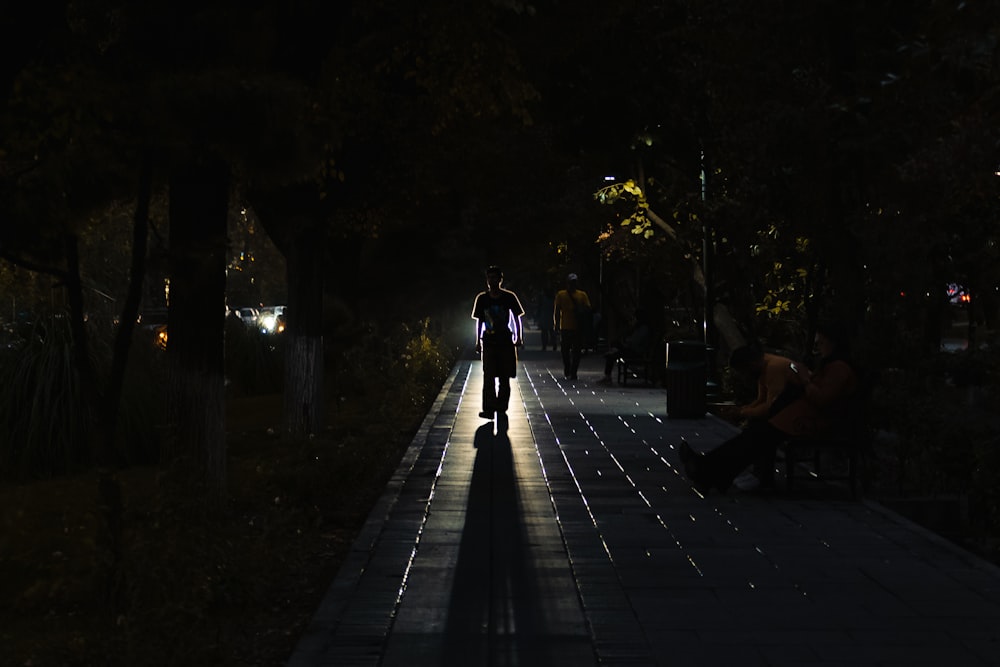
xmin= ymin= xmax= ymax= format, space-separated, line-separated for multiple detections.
xmin=1 ymin=0 xmax=999 ymax=477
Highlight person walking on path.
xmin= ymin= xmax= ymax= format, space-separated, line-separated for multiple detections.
xmin=535 ymin=287 xmax=557 ymax=351
xmin=680 ymin=322 xmax=857 ymax=494
xmin=553 ymin=273 xmax=591 ymax=380
xmin=472 ymin=265 xmax=525 ymax=419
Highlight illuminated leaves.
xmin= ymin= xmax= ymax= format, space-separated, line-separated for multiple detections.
xmin=597 ymin=179 xmax=655 ymax=238
xmin=753 ymin=232 xmax=814 ymax=319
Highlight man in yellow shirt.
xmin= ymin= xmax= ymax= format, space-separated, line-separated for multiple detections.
xmin=552 ymin=273 xmax=591 ymax=380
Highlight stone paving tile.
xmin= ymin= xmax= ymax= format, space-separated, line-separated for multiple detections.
xmin=288 ymin=351 xmax=1000 ymax=666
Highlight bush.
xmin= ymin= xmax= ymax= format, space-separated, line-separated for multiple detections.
xmin=1 ymin=314 xmax=456 ymax=666
xmin=870 ymin=346 xmax=1000 ymax=562
xmin=223 ymin=317 xmax=284 ymax=397
xmin=0 ymin=314 xmax=92 ymax=478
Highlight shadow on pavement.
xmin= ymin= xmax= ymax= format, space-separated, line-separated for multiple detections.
xmin=442 ymin=416 xmax=554 ymax=666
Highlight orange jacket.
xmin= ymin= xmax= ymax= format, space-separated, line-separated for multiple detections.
xmin=768 ymin=358 xmax=857 ymax=437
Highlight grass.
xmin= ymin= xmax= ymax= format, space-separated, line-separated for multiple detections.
xmin=0 ymin=389 xmax=431 ymax=667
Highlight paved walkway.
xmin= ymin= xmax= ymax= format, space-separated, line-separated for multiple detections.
xmin=288 ymin=349 xmax=1000 ymax=666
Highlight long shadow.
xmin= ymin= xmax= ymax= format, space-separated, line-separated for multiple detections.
xmin=442 ymin=415 xmax=550 ymax=666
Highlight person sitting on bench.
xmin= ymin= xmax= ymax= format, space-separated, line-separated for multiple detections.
xmin=597 ymin=308 xmax=652 ymax=385
xmin=680 ymin=321 xmax=857 ymax=494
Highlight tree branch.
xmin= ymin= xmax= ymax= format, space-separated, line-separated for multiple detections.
xmin=0 ymin=248 xmax=69 ymax=281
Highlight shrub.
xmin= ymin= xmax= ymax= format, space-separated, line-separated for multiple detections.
xmin=0 ymin=314 xmax=92 ymax=478
xmin=223 ymin=317 xmax=284 ymax=397
xmin=873 ymin=349 xmax=1000 ymax=500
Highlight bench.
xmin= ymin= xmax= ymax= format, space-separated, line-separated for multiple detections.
xmin=617 ymin=353 xmax=654 ymax=385
xmin=777 ymin=376 xmax=873 ymax=499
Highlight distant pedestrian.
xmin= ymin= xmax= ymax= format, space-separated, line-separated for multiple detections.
xmin=472 ymin=266 xmax=525 ymax=420
xmin=553 ymin=273 xmax=591 ymax=380
xmin=536 ymin=287 xmax=557 ymax=351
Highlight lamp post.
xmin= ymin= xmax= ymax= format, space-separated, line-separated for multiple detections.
xmin=700 ymin=147 xmax=719 ymax=400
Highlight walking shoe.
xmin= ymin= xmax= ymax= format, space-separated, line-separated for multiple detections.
xmin=478 ymin=411 xmax=494 ymax=420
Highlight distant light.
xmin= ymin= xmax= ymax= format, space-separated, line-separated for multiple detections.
xmin=604 ymin=176 xmax=616 ymax=181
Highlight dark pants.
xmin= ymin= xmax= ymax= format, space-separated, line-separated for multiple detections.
xmin=560 ymin=329 xmax=582 ymax=378
xmin=481 ymin=343 xmax=516 ymax=413
xmin=482 ymin=377 xmax=511 ymax=414
xmin=540 ymin=328 xmax=556 ymax=351
xmin=700 ymin=421 xmax=785 ymax=490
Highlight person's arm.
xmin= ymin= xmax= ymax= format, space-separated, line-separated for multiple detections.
xmin=511 ymin=293 xmax=525 ymax=346
xmin=804 ymin=361 xmax=854 ymax=406
xmin=474 ymin=319 xmax=484 ymax=353
xmin=789 ymin=360 xmax=812 ymax=383
xmin=552 ymin=293 xmax=561 ymax=330
xmin=472 ymin=294 xmax=483 ymax=353
xmin=738 ymin=381 xmax=768 ymax=418
xmin=740 ymin=364 xmax=790 ymax=419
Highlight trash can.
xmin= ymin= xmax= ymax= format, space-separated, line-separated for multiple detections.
xmin=664 ymin=340 xmax=707 ymax=418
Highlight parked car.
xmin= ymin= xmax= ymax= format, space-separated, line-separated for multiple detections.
xmin=235 ymin=307 xmax=259 ymax=325
xmin=258 ymin=305 xmax=286 ymax=334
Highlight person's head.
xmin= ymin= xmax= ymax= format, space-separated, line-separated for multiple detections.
xmin=567 ymin=272 xmax=579 ymax=290
xmin=485 ymin=265 xmax=504 ymax=291
xmin=813 ymin=321 xmax=851 ymax=361
xmin=728 ymin=345 xmax=764 ymax=377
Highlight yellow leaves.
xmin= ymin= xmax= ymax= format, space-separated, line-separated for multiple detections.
xmin=757 ymin=253 xmax=812 ymax=317
xmin=755 ymin=297 xmax=793 ymax=316
xmin=594 ymin=183 xmax=621 ymax=204
xmin=595 ymin=179 xmax=646 ymax=206
xmin=593 ymin=179 xmax=658 ymax=242
xmin=623 ymin=179 xmax=643 ymax=196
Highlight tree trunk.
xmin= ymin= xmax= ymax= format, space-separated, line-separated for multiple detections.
xmin=646 ymin=207 xmax=747 ymax=352
xmin=165 ymin=157 xmax=229 ymax=503
xmin=63 ymin=233 xmax=97 ymax=463
xmin=283 ymin=222 xmax=325 ymax=439
xmin=712 ymin=302 xmax=746 ymax=352
xmin=249 ymin=185 xmax=328 ymax=442
xmin=101 ymin=153 xmax=152 ymax=467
